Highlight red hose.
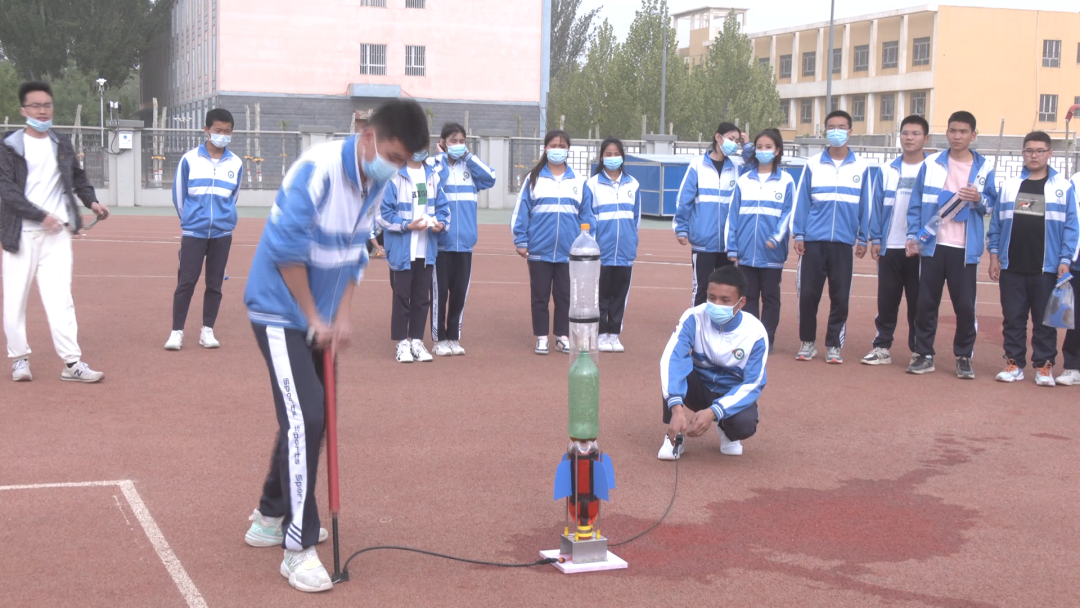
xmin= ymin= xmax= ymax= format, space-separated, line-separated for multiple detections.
xmin=324 ymin=348 xmax=340 ymax=515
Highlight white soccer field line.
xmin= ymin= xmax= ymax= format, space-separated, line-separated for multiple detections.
xmin=0 ymin=480 xmax=208 ymax=608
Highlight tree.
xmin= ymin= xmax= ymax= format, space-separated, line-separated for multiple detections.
xmin=550 ymin=0 xmax=600 ymax=87
xmin=548 ymin=19 xmax=619 ymax=138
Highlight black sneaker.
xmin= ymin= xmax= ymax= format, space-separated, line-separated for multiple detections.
xmin=907 ymin=354 xmax=935 ymax=374
xmin=956 ymin=356 xmax=975 ymax=379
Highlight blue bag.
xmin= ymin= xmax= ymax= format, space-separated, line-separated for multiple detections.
xmin=1044 ymin=273 xmax=1075 ymax=330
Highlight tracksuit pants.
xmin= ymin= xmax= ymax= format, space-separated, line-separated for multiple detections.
xmin=173 ymin=235 xmax=232 ymax=331
xmin=432 ymin=251 xmax=472 ymax=342
xmin=528 ymin=260 xmax=569 ymax=337
xmin=873 ymin=248 xmax=920 ymax=352
xmin=741 ymin=266 xmax=782 ymax=347
xmin=1062 ymin=272 xmax=1080 ymax=371
xmin=914 ymin=246 xmax=979 ymax=359
xmin=999 ymin=270 xmax=1057 ymax=368
xmin=3 ymin=229 xmax=81 ymax=363
xmin=252 ymin=323 xmax=329 ymax=551
xmin=691 ymin=251 xmax=732 ymax=307
xmin=797 ymin=241 xmax=854 ymax=348
xmin=390 ymin=259 xmax=433 ymax=341
xmin=660 ymin=369 xmax=759 ymax=441
xmin=599 ymin=265 xmax=633 ymax=335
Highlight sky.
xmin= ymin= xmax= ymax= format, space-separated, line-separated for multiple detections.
xmin=581 ymin=0 xmax=1080 ymax=43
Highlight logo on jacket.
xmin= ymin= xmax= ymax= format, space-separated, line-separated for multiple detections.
xmin=729 ymin=180 xmax=736 ymax=187
xmin=464 ymin=172 xmax=470 ymax=181
xmin=853 ymin=175 xmax=861 ymax=183
xmin=978 ymin=176 xmax=986 ymax=186
xmin=1055 ymin=189 xmax=1064 ymax=197
xmin=228 ymin=170 xmax=235 ymax=179
xmin=774 ymin=192 xmax=783 ymax=201
xmin=573 ymin=186 xmax=579 ymax=194
xmin=733 ymin=348 xmax=745 ymax=360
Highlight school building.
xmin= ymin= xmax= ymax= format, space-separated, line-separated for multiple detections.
xmin=739 ymin=5 xmax=1080 ymax=140
xmin=140 ymin=0 xmax=545 ymax=134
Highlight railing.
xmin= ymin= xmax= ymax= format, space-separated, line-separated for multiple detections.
xmin=508 ymin=137 xmax=647 ymax=193
xmin=50 ymin=126 xmax=109 ymax=189
xmin=674 ymin=141 xmax=803 ymax=159
xmin=847 ymin=146 xmax=1074 ymax=187
xmin=141 ymin=129 xmax=303 ymax=190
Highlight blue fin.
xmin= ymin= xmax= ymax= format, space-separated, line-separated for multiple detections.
xmin=553 ymin=455 xmax=572 ymax=501
xmin=594 ymin=460 xmax=609 ymax=501
xmin=602 ymin=454 xmax=615 ymax=491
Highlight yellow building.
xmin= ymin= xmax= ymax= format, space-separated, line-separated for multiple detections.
xmin=674 ymin=6 xmax=748 ymax=69
xmin=744 ymin=5 xmax=1080 ymax=141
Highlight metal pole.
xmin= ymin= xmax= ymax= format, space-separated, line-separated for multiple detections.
xmin=660 ymin=11 xmax=667 ymax=134
xmin=826 ymin=0 xmax=835 ymax=115
xmin=323 ymin=348 xmax=347 ymax=582
xmin=99 ymin=92 xmax=104 ymax=146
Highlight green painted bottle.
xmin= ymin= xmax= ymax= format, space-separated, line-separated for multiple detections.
xmin=568 ymin=350 xmax=600 ymax=441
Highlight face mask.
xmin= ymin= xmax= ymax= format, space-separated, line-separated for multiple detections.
xmin=26 ymin=117 xmax=52 ymax=133
xmin=412 ymin=149 xmax=429 ymax=162
xmin=719 ymin=139 xmax=738 ymax=156
xmin=603 ymin=156 xmax=623 ymax=171
xmin=447 ymin=144 xmax=467 ymax=160
xmin=706 ymin=302 xmax=737 ymax=326
xmin=826 ymin=129 xmax=849 ymax=148
xmin=755 ymin=150 xmax=776 ymax=166
xmin=361 ymin=137 xmax=398 ymax=183
xmin=546 ymin=148 xmax=568 ymax=164
xmin=209 ymin=133 xmax=231 ymax=148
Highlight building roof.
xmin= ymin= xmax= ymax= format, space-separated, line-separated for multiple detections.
xmin=672 ymin=5 xmax=748 ymax=20
xmin=748 ymin=5 xmax=939 ymax=37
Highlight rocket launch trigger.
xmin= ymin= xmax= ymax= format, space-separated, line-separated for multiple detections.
xmin=553 ymin=452 xmax=615 ymax=501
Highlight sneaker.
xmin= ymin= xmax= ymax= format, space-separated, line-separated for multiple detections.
xmin=245 ymin=509 xmax=329 ymax=547
xmin=795 ymin=341 xmax=817 ymax=361
xmin=598 ymin=334 xmax=614 ymax=353
xmin=535 ymin=337 xmax=549 ymax=355
xmin=280 ymin=546 xmax=333 ymax=593
xmin=555 ymin=336 xmax=570 ymax=354
xmin=861 ymin=347 xmax=892 ymax=365
xmin=61 ymin=361 xmax=104 ymax=383
xmin=907 ymin=354 xmax=935 ymax=374
xmin=717 ymin=426 xmax=743 ymax=456
xmin=1056 ymin=369 xmax=1080 ymax=386
xmin=411 ymin=339 xmax=433 ymax=362
xmin=909 ymin=353 xmax=920 ymax=367
xmin=164 ymin=330 xmax=183 ymax=351
xmin=449 ymin=340 xmax=465 ymax=356
xmin=1035 ymin=363 xmax=1056 ymax=387
xmin=432 ymin=340 xmax=454 ymax=357
xmin=199 ymin=326 xmax=220 ymax=349
xmin=657 ymin=435 xmax=684 ymax=461
xmin=956 ymin=356 xmax=975 ymax=380
xmin=12 ymin=358 xmax=32 ymax=382
xmin=995 ymin=359 xmax=1024 ymax=383
xmin=609 ymin=335 xmax=625 ymax=353
xmin=396 ymin=340 xmax=414 ymax=363
xmin=825 ymin=346 xmax=843 ymax=364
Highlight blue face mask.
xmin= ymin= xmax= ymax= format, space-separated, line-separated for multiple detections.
xmin=603 ymin=156 xmax=623 ymax=171
xmin=412 ymin=149 xmax=429 ymax=162
xmin=706 ymin=302 xmax=738 ymax=326
xmin=361 ymin=137 xmax=398 ymax=183
xmin=447 ymin=144 xmax=467 ymax=160
xmin=719 ymin=139 xmax=739 ymax=156
xmin=546 ymin=148 xmax=568 ymax=164
xmin=826 ymin=129 xmax=849 ymax=148
xmin=209 ymin=133 xmax=231 ymax=149
xmin=755 ymin=150 xmax=776 ymax=166
xmin=26 ymin=117 xmax=52 ymax=133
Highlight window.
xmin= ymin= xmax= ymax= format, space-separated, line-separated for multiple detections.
xmin=781 ymin=100 xmax=790 ymax=126
xmin=405 ymin=45 xmax=426 ymax=76
xmin=360 ymin=43 xmax=387 ymax=75
xmin=1077 ymin=42 xmax=1080 ymax=63
xmin=881 ymin=41 xmax=898 ymax=69
xmin=801 ymin=99 xmax=813 ymax=124
xmin=910 ymin=91 xmax=927 ymax=117
xmin=879 ymin=93 xmax=895 ymax=121
xmin=758 ymin=57 xmax=770 ymax=69
xmin=802 ymin=51 xmax=816 ymax=77
xmin=406 ymin=0 xmax=425 ymax=7
xmin=852 ymin=95 xmax=866 ymax=122
xmin=1042 ymin=40 xmax=1061 ymax=67
xmin=912 ymin=37 xmax=931 ymax=66
xmin=1039 ymin=94 xmax=1058 ymax=122
xmin=830 ymin=96 xmax=840 ymax=113
xmin=779 ymin=54 xmax=792 ymax=78
xmin=854 ymin=45 xmax=869 ymax=72
xmin=360 ymin=0 xmax=386 ymax=6
xmin=831 ymin=48 xmax=842 ymax=74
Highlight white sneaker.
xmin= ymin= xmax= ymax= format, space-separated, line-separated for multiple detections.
xmin=449 ymin=340 xmax=465 ymax=356
xmin=396 ymin=340 xmax=414 ymax=363
xmin=598 ymin=334 xmax=614 ymax=353
xmin=432 ymin=340 xmax=454 ymax=357
xmin=164 ymin=330 xmax=183 ymax=351
xmin=657 ymin=435 xmax=684 ymax=461
xmin=717 ymin=427 xmax=743 ymax=456
xmin=280 ymin=547 xmax=333 ymax=593
xmin=12 ymin=358 xmax=32 ymax=382
xmin=535 ymin=337 xmax=549 ymax=355
xmin=411 ymin=339 xmax=433 ymax=362
xmin=795 ymin=341 xmax=817 ymax=361
xmin=1035 ymin=363 xmax=1056 ymax=387
xmin=1056 ymin=369 xmax=1080 ymax=386
xmin=199 ymin=326 xmax=220 ymax=349
xmin=610 ymin=335 xmax=625 ymax=353
xmin=555 ymin=336 xmax=570 ymax=354
xmin=995 ymin=359 xmax=1024 ymax=383
xmin=245 ymin=509 xmax=328 ymax=547
xmin=61 ymin=361 xmax=104 ymax=383
xmin=861 ymin=347 xmax=891 ymax=365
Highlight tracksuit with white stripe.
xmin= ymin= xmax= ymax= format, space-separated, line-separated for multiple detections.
xmin=171 ymin=142 xmax=243 ymax=332
xmin=430 ymin=151 xmax=496 ymax=342
xmin=583 ymin=169 xmax=641 ymax=336
xmin=660 ymin=308 xmax=767 ymax=441
xmin=512 ymin=165 xmax=593 ymax=338
xmin=907 ymin=150 xmax=996 ymax=360
xmin=244 ymin=135 xmax=382 ymax=551
xmin=792 ymin=149 xmax=872 ymax=349
xmin=726 ymin=166 xmax=796 ymax=347
xmin=673 ymin=152 xmax=744 ymax=306
xmin=988 ymin=168 xmax=1079 ymax=369
xmin=1064 ymin=174 xmax=1080 ymax=373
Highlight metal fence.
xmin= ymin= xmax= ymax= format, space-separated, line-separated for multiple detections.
xmin=142 ymin=129 xmax=303 ymax=190
xmin=674 ymin=141 xmax=802 ymax=158
xmin=508 ymin=138 xmax=647 ymax=193
xmin=847 ymin=146 xmax=1075 ymax=188
xmin=50 ymin=126 xmax=109 ymax=189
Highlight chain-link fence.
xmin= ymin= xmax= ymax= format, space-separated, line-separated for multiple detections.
xmin=142 ymin=129 xmax=303 ymax=190
xmin=508 ymin=137 xmax=647 ymax=193
xmin=50 ymin=126 xmax=109 ymax=188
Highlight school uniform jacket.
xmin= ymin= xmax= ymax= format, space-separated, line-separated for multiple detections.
xmin=868 ymin=154 xmax=928 ymax=248
xmin=791 ymin=149 xmax=872 ymax=246
xmin=906 ymin=149 xmax=997 ymax=264
xmin=173 ymin=142 xmax=244 ymax=239
xmin=988 ymin=167 xmax=1079 ymax=273
xmin=661 ymin=308 xmax=768 ymax=420
xmin=1073 ymin=174 xmax=1080 ymax=272
xmin=378 ymin=163 xmax=450 ymax=271
xmin=583 ymin=170 xmax=641 ymax=266
xmin=245 ymin=135 xmax=383 ymax=330
xmin=511 ymin=165 xmax=593 ymax=263
xmin=673 ymin=152 xmax=744 ymax=253
xmin=430 ymin=151 xmax=496 ymax=253
xmin=726 ymin=167 xmax=796 ymax=269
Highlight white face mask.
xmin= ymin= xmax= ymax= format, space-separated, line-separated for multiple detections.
xmin=209 ymin=133 xmax=231 ymax=148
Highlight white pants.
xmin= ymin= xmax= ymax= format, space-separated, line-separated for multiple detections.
xmin=3 ymin=230 xmax=81 ymax=363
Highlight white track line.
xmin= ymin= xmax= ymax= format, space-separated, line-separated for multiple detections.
xmin=0 ymin=480 xmax=208 ymax=608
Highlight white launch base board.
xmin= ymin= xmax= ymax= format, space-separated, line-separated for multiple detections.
xmin=540 ymin=550 xmax=628 ymax=573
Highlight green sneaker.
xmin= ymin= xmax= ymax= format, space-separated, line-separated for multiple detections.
xmin=245 ymin=509 xmax=328 ymax=547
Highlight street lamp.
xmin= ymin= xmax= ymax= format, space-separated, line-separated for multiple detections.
xmin=826 ymin=0 xmax=835 ymax=118
xmin=95 ymin=78 xmax=107 ymax=146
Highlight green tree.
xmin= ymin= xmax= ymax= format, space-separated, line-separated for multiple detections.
xmin=548 ymin=19 xmax=619 ymax=138
xmin=0 ymin=61 xmax=21 ymax=124
xmin=550 ymin=0 xmax=600 ymax=87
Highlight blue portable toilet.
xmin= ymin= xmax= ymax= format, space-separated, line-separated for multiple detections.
xmin=621 ymin=154 xmax=692 ymax=218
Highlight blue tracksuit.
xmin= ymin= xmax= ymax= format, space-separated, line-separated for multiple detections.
xmin=727 ymin=167 xmax=796 ymax=268
xmin=431 ymin=151 xmax=496 ymax=252
xmin=511 ymin=165 xmax=592 ymax=263
xmin=173 ymin=142 xmax=244 ymax=238
xmin=869 ymin=154 xmax=928 ymax=248
xmin=378 ymin=164 xmax=450 ymax=271
xmin=673 ymin=152 xmax=744 ymax=253
xmin=906 ymin=149 xmax=997 ymax=264
xmin=583 ymin=171 xmax=641 ymax=266
xmin=792 ymin=149 xmax=872 ymax=246
xmin=989 ymin=167 xmax=1079 ymax=272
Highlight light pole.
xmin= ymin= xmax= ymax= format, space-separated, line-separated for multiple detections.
xmin=659 ymin=8 xmax=668 ymax=135
xmin=825 ymin=0 xmax=835 ymax=116
xmin=95 ymin=78 xmax=107 ymax=146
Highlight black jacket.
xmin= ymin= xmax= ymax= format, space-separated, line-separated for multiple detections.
xmin=0 ymin=128 xmax=99 ymax=253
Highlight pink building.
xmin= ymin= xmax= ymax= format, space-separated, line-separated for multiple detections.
xmin=142 ymin=0 xmax=546 ymax=134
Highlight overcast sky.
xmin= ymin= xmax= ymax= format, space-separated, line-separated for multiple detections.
xmin=581 ymin=0 xmax=1080 ymax=42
